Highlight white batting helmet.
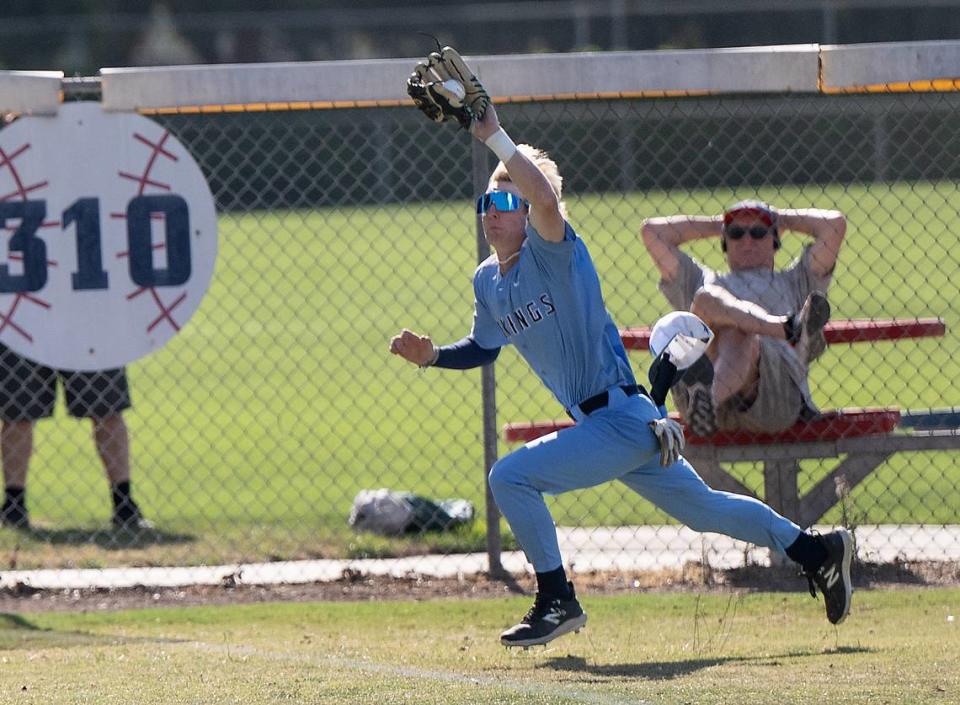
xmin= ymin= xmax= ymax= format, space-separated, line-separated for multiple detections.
xmin=649 ymin=311 xmax=714 ymax=370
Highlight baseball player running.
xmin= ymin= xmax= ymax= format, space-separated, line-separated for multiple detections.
xmin=392 ymin=47 xmax=854 ymax=648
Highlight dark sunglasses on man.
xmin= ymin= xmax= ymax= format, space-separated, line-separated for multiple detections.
xmin=476 ymin=191 xmax=528 ymax=214
xmin=725 ymin=224 xmax=771 ymax=240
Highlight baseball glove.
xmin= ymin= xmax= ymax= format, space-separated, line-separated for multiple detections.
xmin=406 ymin=46 xmax=490 ymax=129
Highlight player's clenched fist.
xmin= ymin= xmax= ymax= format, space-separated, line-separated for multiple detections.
xmin=389 ymin=329 xmax=438 ymax=367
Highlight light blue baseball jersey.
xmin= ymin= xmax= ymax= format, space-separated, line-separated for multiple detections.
xmin=470 ymin=220 xmax=635 ymax=410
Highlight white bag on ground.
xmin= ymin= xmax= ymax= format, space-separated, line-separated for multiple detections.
xmin=348 ymin=488 xmax=474 ymax=536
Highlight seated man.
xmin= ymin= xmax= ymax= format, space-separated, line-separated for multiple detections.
xmin=641 ymin=201 xmax=846 ymax=435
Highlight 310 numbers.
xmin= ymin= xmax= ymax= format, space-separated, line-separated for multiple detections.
xmin=0 ymin=195 xmax=192 ymax=294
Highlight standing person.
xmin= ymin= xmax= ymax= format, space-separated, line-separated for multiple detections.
xmin=392 ymin=49 xmax=853 ymax=648
xmin=641 ymin=202 xmax=846 ymax=436
xmin=0 ymin=344 xmax=151 ymax=533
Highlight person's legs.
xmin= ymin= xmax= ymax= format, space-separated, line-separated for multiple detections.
xmin=620 ymin=458 xmax=854 ymax=624
xmin=1 ymin=420 xmax=34 ymax=528
xmin=691 ymin=285 xmax=788 ymax=341
xmin=710 ymin=327 xmax=761 ymax=407
xmin=489 ymin=390 xmax=661 ymax=646
xmin=64 ymin=368 xmax=148 ymax=530
xmin=620 ymin=457 xmax=803 ymax=553
xmin=489 ymin=392 xmax=660 ymax=573
xmin=681 ymin=286 xmax=782 ymax=436
xmin=1 ymin=420 xmax=33 ymax=489
xmin=91 ymin=413 xmax=150 ymax=530
xmin=92 ymin=414 xmax=129 ymax=485
xmin=683 ymin=286 xmax=829 ymax=437
xmin=680 ymin=327 xmax=763 ymax=435
xmin=0 ymin=345 xmax=56 ymax=529
xmin=716 ymin=339 xmax=807 ymax=434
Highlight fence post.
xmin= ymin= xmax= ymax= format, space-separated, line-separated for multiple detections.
xmin=472 ymin=138 xmax=504 ymax=575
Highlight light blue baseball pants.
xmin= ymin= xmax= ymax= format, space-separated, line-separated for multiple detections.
xmin=488 ymin=386 xmax=803 ymax=572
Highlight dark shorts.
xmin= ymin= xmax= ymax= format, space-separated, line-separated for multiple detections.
xmin=0 ymin=345 xmax=131 ymax=421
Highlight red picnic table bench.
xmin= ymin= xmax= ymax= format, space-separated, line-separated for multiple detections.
xmin=503 ymin=318 xmax=959 ymax=529
xmin=618 ymin=318 xmax=946 ymax=351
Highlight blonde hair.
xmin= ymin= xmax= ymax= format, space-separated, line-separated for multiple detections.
xmin=489 ymin=144 xmax=568 ymax=218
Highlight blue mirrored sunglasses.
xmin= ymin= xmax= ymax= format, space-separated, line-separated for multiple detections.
xmin=475 ymin=191 xmax=528 ymax=214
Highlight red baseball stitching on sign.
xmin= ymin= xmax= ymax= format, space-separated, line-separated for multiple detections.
xmin=0 ymin=298 xmax=33 ymax=342
xmin=109 ymin=212 xmax=165 ymax=220
xmin=134 ymin=132 xmax=179 ymax=162
xmin=0 ymin=292 xmax=50 ymax=343
xmin=0 ymin=144 xmax=47 ymax=202
xmin=114 ymin=242 xmax=166 ymax=259
xmin=8 ymin=252 xmax=59 ymax=268
xmin=0 ymin=144 xmax=29 ymax=169
xmin=123 ymin=287 xmax=186 ymax=333
xmin=146 ymin=290 xmax=186 ymax=333
xmin=0 ymin=142 xmax=51 ymax=345
xmin=3 ymin=220 xmax=59 ymax=233
xmin=0 ymin=181 xmax=48 ymax=201
xmin=119 ymin=131 xmax=176 ymax=197
xmin=118 ymin=171 xmax=171 ymax=192
xmin=21 ymin=293 xmax=50 ymax=309
xmin=118 ymin=128 xmax=188 ymax=334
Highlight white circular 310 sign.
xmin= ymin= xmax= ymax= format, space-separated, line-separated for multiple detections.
xmin=0 ymin=102 xmax=217 ymax=370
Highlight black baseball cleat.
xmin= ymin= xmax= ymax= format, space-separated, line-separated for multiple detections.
xmin=500 ymin=583 xmax=587 ymax=648
xmin=681 ymin=355 xmax=718 ymax=437
xmin=0 ymin=499 xmax=30 ymax=530
xmin=804 ymin=528 xmax=854 ymax=624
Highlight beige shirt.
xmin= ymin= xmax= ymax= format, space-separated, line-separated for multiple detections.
xmin=659 ymin=245 xmax=832 ymax=412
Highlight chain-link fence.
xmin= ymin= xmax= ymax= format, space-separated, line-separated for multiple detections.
xmin=0 ymin=54 xmax=958 ymax=586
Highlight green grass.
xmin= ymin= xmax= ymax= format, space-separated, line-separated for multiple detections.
xmin=0 ymin=587 xmax=958 ymax=704
xmin=1 ymin=180 xmax=958 ymax=567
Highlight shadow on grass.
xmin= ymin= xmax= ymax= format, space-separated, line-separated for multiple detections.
xmin=0 ymin=612 xmax=188 ymax=652
xmin=11 ymin=525 xmax=194 ymax=550
xmin=0 ymin=611 xmax=104 ymax=651
xmin=0 ymin=613 xmax=42 ymax=630
xmin=540 ymin=646 xmax=876 ymax=680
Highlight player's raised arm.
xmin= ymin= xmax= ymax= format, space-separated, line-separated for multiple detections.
xmin=470 ymin=105 xmax=565 ymax=242
xmin=406 ymin=46 xmax=564 ymax=242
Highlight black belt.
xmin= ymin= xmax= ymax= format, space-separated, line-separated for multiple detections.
xmin=569 ymin=384 xmax=647 ymax=418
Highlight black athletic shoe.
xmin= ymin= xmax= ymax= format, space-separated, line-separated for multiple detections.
xmin=500 ymin=583 xmax=587 ymax=648
xmin=804 ymin=528 xmax=854 ymax=624
xmin=112 ymin=499 xmax=154 ymax=532
xmin=790 ymin=292 xmax=831 ymax=362
xmin=0 ymin=499 xmax=30 ymax=530
xmin=681 ymin=355 xmax=718 ymax=437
